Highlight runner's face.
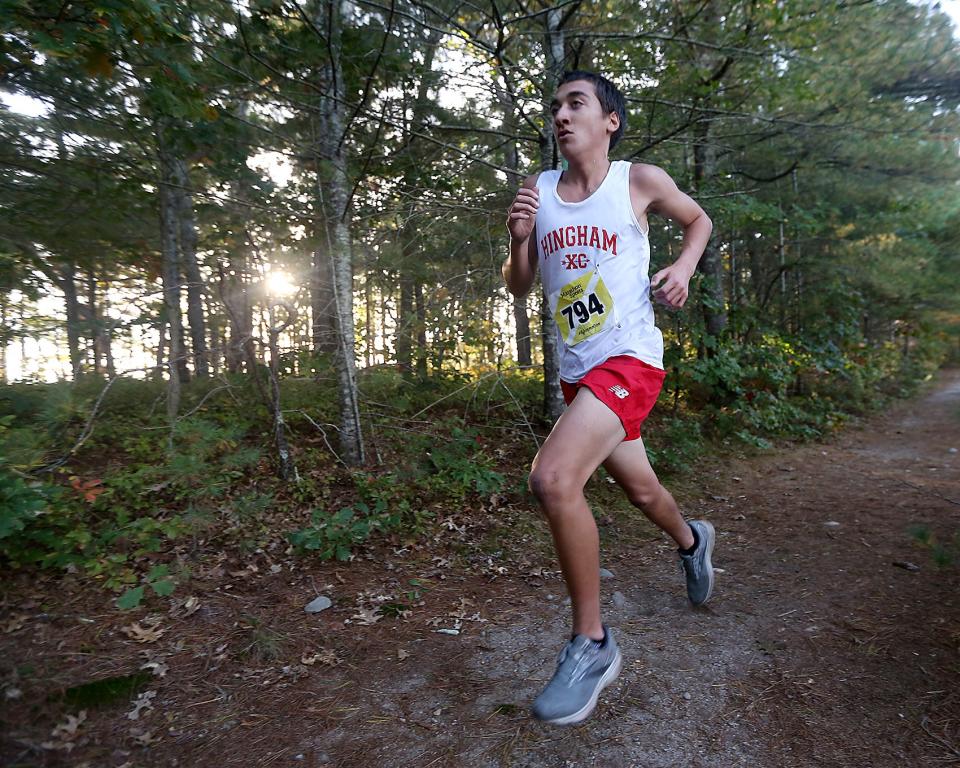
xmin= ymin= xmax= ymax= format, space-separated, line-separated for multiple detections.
xmin=550 ymin=80 xmax=619 ymax=157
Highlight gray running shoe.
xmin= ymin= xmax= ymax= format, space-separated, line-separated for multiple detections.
xmin=680 ymin=520 xmax=715 ymax=606
xmin=531 ymin=626 xmax=622 ymax=726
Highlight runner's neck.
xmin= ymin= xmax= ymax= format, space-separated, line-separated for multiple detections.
xmin=559 ymin=157 xmax=612 ymax=199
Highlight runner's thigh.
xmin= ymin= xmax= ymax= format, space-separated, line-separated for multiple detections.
xmin=601 ymin=435 xmax=660 ymax=501
xmin=531 ymin=387 xmax=626 ymax=490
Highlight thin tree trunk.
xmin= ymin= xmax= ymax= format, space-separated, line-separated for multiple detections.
xmin=311 ymin=247 xmax=337 ymax=356
xmin=0 ymin=292 xmax=7 ymax=384
xmin=53 ymin=105 xmax=84 ymax=380
xmin=415 ymin=283 xmax=427 ymax=377
xmin=364 ymin=265 xmax=373 ymax=368
xmin=87 ymin=271 xmax=101 ymax=374
xmin=225 ymin=103 xmax=254 ymax=375
xmin=101 ymin=281 xmax=115 ymax=377
xmin=159 ymin=147 xmax=187 ymax=429
xmin=269 ymin=300 xmax=299 ymax=481
xmin=171 ymin=157 xmax=209 ymax=377
xmin=396 ymin=28 xmax=441 ymax=377
xmin=693 ymin=121 xmax=726 ymax=338
xmin=224 ymin=251 xmax=252 ymax=374
xmin=317 ymin=0 xmax=364 ymax=465
xmin=397 ymin=272 xmax=414 ymax=374
xmin=513 ymin=296 xmax=532 ymax=367
xmin=540 ymin=6 xmax=567 ymax=422
xmin=687 ymin=3 xmax=728 ymax=341
xmin=778 ymin=216 xmax=786 ymax=332
xmin=496 ymin=74 xmax=533 ymax=368
xmin=207 ymin=299 xmax=221 ymax=376
xmin=155 ymin=320 xmax=166 ymax=380
xmin=61 ymin=262 xmax=83 ymax=379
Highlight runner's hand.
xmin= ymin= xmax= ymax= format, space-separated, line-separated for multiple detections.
xmin=506 ymin=187 xmax=539 ymax=243
xmin=651 ymin=262 xmax=694 ymax=309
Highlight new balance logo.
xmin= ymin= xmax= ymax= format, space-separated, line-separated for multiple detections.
xmin=609 ymin=385 xmax=629 ymax=399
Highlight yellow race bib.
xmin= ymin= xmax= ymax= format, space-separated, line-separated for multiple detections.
xmin=553 ymin=270 xmax=615 ymax=346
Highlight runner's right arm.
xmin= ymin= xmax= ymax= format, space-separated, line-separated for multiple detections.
xmin=502 ymin=174 xmax=540 ymax=297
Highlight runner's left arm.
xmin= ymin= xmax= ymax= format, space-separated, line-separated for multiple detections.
xmin=633 ymin=165 xmax=712 ymax=310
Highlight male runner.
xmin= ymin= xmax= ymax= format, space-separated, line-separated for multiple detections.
xmin=502 ymin=70 xmax=716 ymax=726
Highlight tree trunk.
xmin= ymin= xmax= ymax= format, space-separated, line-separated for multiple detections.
xmin=415 ymin=283 xmax=427 ymax=377
xmin=171 ymin=156 xmax=209 ymax=377
xmin=495 ymin=74 xmax=533 ymax=368
xmin=53 ymin=106 xmax=84 ymax=381
xmin=87 ymin=272 xmax=101 ymax=374
xmin=693 ymin=122 xmax=726 ymax=338
xmin=155 ymin=320 xmax=166 ymax=380
xmin=541 ymin=290 xmax=564 ymax=419
xmin=396 ymin=28 xmax=441 ymax=377
xmin=686 ymin=2 xmax=729 ymax=342
xmin=540 ymin=7 xmax=566 ymax=422
xmin=61 ymin=262 xmax=83 ymax=379
xmin=364 ymin=264 xmax=373 ymax=368
xmin=0 ymin=292 xmax=7 ymax=384
xmin=224 ymin=103 xmax=254 ymax=375
xmin=397 ymin=272 xmax=414 ymax=374
xmin=224 ymin=251 xmax=252 ymax=374
xmin=208 ymin=311 xmax=221 ymax=376
xmin=317 ymin=0 xmax=364 ymax=465
xmin=159 ymin=146 xmax=188 ymax=429
xmin=311 ymin=247 xmax=337 ymax=356
xmin=513 ymin=296 xmax=532 ymax=367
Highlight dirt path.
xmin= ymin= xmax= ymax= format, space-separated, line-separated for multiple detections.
xmin=3 ymin=372 xmax=959 ymax=767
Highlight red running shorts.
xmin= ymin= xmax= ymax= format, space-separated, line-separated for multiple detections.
xmin=560 ymin=355 xmax=666 ymax=442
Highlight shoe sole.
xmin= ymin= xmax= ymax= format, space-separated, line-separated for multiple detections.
xmin=535 ymin=649 xmax=623 ymax=726
xmin=693 ymin=520 xmax=715 ymax=606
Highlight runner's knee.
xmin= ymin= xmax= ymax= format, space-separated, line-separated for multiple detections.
xmin=528 ymin=464 xmax=580 ymax=507
xmin=623 ymin=481 xmax=661 ymax=510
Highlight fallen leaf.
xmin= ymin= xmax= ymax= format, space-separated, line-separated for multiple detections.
xmin=70 ymin=476 xmax=105 ymax=503
xmin=350 ymin=607 xmax=382 ymax=626
xmin=2 ymin=615 xmax=27 ymax=633
xmin=52 ymin=710 xmax=86 ymax=738
xmin=182 ymin=596 xmax=201 ymax=616
xmin=140 ymin=658 xmax=168 ymax=678
xmin=121 ymin=623 xmax=165 ymax=643
xmin=127 ymin=690 xmax=156 ymax=720
xmin=301 ymin=649 xmax=340 ymax=666
xmin=130 ymin=726 xmax=159 ymax=746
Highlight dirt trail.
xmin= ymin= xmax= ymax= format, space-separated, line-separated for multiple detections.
xmin=296 ymin=371 xmax=960 ymax=768
xmin=3 ymin=372 xmax=959 ymax=767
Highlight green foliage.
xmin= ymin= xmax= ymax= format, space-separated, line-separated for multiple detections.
xmin=423 ymin=427 xmax=505 ymax=499
xmin=0 ymin=414 xmax=63 ymax=565
xmin=644 ymin=416 xmax=703 ymax=475
xmin=116 ymin=564 xmax=177 ymax=610
xmin=910 ymin=525 xmax=960 ymax=568
xmin=288 ymin=502 xmax=395 ymax=562
xmin=0 ymin=380 xmax=265 ymax=601
xmin=60 ymin=672 xmax=153 ymax=710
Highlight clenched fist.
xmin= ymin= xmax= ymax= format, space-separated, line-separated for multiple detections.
xmin=650 ymin=262 xmax=695 ymax=310
xmin=506 ymin=186 xmax=539 ymax=243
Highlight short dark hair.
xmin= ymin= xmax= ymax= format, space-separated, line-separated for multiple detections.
xmin=558 ymin=70 xmax=627 ymax=151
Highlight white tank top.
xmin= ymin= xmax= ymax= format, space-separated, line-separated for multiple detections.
xmin=535 ymin=160 xmax=664 ymax=382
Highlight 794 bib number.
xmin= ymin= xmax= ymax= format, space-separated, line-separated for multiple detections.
xmin=552 ymin=270 xmax=615 ymax=346
xmin=561 ymin=293 xmax=606 ymax=330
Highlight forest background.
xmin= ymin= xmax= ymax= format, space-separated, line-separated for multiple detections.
xmin=2 ymin=0 xmax=960 ymax=608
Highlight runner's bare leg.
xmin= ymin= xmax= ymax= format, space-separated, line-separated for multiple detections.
xmin=603 ymin=437 xmax=694 ymax=549
xmin=529 ymin=388 xmax=626 ymax=641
